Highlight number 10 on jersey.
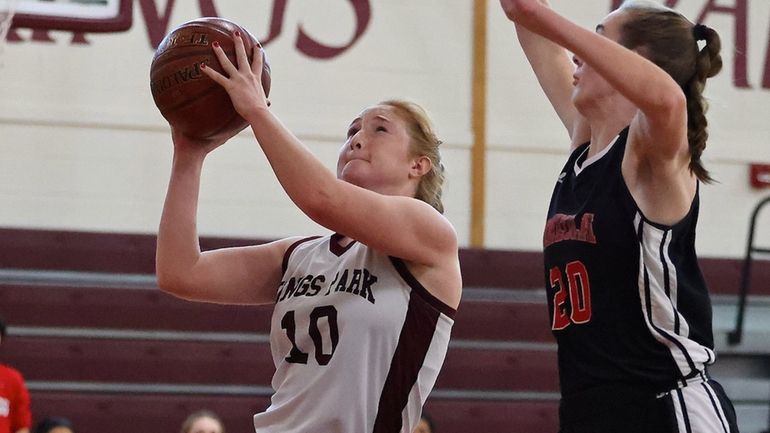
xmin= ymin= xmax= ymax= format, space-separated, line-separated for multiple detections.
xmin=550 ymin=261 xmax=592 ymax=330
xmin=281 ymin=306 xmax=339 ymax=365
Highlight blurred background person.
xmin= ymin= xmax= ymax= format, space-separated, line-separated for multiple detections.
xmin=33 ymin=417 xmax=74 ymax=433
xmin=0 ymin=316 xmax=31 ymax=433
xmin=180 ymin=410 xmax=225 ymax=433
xmin=413 ymin=412 xmax=436 ymax=433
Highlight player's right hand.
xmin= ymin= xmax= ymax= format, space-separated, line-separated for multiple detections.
xmin=170 ymin=126 xmax=231 ymax=156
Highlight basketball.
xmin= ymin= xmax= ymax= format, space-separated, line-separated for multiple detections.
xmin=149 ymin=17 xmax=271 ymax=140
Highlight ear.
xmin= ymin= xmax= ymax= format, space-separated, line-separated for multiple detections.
xmin=409 ymin=155 xmax=432 ymax=179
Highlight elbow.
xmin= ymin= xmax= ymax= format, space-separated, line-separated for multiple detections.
xmin=156 ymin=270 xmax=172 ymax=293
xmin=156 ymin=267 xmax=193 ymax=299
xmin=156 ymin=271 xmax=181 ymax=296
xmin=502 ymin=0 xmax=539 ymax=24
xmin=664 ymin=89 xmax=687 ymax=115
xmin=650 ymin=87 xmax=687 ymax=119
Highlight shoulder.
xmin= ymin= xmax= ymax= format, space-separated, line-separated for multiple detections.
xmin=251 ymin=235 xmax=322 ymax=257
xmin=0 ymin=364 xmax=26 ymax=383
xmin=274 ymin=235 xmax=326 ymax=270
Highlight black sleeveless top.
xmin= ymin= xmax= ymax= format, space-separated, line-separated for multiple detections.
xmin=543 ymin=128 xmax=715 ymax=397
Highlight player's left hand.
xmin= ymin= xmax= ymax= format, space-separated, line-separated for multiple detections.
xmin=200 ymin=32 xmax=270 ymax=123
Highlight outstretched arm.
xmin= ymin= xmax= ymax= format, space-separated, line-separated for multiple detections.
xmin=502 ymin=0 xmax=589 ymax=147
xmin=501 ymin=0 xmax=688 ymax=160
xmin=155 ymin=129 xmax=300 ymax=305
xmin=199 ymin=35 xmax=458 ymax=284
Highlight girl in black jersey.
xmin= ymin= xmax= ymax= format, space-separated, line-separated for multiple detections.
xmin=499 ymin=0 xmax=738 ymax=432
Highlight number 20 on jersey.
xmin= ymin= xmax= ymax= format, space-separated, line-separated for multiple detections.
xmin=550 ymin=261 xmax=592 ymax=330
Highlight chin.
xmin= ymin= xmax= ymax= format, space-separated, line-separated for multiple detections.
xmin=572 ymin=91 xmax=594 ymax=116
xmin=572 ymin=88 xmax=585 ymax=107
xmin=340 ymin=170 xmax=367 ymax=188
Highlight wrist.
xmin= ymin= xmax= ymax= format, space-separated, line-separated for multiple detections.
xmin=172 ymin=147 xmax=207 ymax=169
xmin=244 ymin=105 xmax=273 ymax=125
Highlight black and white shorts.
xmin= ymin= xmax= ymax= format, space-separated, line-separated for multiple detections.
xmin=558 ymin=377 xmax=739 ymax=433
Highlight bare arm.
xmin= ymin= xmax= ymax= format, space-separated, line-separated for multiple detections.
xmin=502 ymin=0 xmax=688 ymax=160
xmin=155 ymin=131 xmax=300 ymax=305
xmin=503 ymin=0 xmax=588 ymax=146
xmin=199 ymin=36 xmax=459 ymax=300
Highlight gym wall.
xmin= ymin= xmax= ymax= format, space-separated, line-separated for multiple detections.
xmin=0 ymin=0 xmax=767 ymax=257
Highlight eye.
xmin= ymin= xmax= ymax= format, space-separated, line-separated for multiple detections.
xmin=346 ymin=127 xmax=359 ymax=138
xmin=376 ymin=126 xmax=387 ymax=133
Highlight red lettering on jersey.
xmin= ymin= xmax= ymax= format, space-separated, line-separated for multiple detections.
xmin=550 ymin=262 xmax=593 ymax=330
xmin=550 ymin=267 xmax=570 ymax=330
xmin=543 ymin=213 xmax=597 ymax=248
xmin=566 ymin=261 xmax=592 ymax=324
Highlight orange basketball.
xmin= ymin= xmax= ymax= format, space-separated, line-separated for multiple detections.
xmin=150 ymin=17 xmax=271 ymax=140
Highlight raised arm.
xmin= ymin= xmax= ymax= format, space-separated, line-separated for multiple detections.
xmin=501 ymin=0 xmax=688 ymax=160
xmin=501 ymin=0 xmax=589 ymax=146
xmin=155 ymin=130 xmax=300 ymax=305
xmin=199 ymin=36 xmax=458 ymax=278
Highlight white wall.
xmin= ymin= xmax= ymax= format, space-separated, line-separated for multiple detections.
xmin=0 ymin=0 xmax=768 ymax=257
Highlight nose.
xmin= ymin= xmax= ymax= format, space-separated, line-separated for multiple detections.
xmin=349 ymin=138 xmax=363 ymax=150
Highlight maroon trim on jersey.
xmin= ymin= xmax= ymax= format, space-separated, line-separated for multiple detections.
xmin=329 ymin=233 xmax=357 ymax=257
xmin=373 ymin=284 xmax=440 ymax=433
xmin=281 ymin=236 xmax=322 ymax=275
xmin=389 ymin=257 xmax=457 ymax=319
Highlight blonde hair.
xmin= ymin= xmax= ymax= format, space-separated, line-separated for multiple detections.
xmin=379 ymin=99 xmax=446 ymax=214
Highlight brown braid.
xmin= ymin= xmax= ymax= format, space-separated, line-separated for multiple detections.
xmin=683 ymin=24 xmax=722 ymax=182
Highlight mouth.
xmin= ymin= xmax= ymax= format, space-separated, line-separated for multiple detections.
xmin=343 ymin=158 xmax=369 ymax=170
xmin=347 ymin=155 xmax=369 ymax=163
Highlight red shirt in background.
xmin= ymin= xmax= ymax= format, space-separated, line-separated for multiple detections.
xmin=0 ymin=364 xmax=31 ymax=433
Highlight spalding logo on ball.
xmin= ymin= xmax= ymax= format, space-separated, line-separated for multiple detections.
xmin=150 ymin=17 xmax=271 ymax=140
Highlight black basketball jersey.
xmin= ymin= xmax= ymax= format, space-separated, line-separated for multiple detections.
xmin=543 ymin=128 xmax=716 ymax=397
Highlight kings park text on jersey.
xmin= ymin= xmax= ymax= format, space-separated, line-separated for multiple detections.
xmin=277 ymin=268 xmax=378 ymax=305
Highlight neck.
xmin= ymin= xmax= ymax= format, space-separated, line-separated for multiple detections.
xmin=364 ymin=180 xmax=419 ymax=202
xmin=577 ymin=95 xmax=636 ymax=157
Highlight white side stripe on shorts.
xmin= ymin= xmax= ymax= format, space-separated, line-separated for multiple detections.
xmin=670 ymin=384 xmax=732 ymax=433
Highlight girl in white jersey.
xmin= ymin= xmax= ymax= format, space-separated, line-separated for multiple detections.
xmin=499 ymin=0 xmax=737 ymax=432
xmin=155 ymin=33 xmax=462 ymax=433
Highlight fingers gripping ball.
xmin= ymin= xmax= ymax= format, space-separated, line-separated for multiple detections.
xmin=150 ymin=17 xmax=271 ymax=140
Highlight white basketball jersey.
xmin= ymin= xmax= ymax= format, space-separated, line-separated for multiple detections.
xmin=252 ymin=234 xmax=456 ymax=433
